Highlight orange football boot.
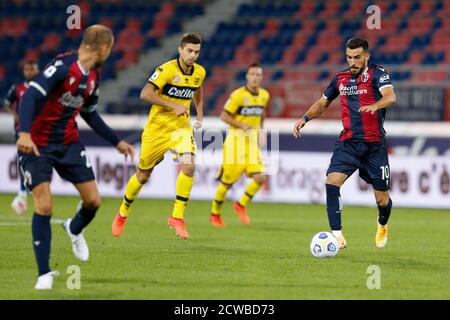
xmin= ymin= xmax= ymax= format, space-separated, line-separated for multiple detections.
xmin=233 ymin=202 xmax=250 ymax=225
xmin=112 ymin=212 xmax=128 ymax=237
xmin=168 ymin=216 xmax=189 ymax=239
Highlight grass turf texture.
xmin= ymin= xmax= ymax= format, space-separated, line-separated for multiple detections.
xmin=0 ymin=194 xmax=449 ymax=299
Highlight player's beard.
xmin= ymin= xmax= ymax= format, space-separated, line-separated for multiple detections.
xmin=349 ymin=65 xmax=364 ymax=76
xmin=183 ymin=57 xmax=194 ymax=67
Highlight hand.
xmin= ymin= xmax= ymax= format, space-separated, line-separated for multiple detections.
xmin=258 ymin=129 xmax=266 ymax=147
xmin=193 ymin=116 xmax=202 ymax=129
xmin=293 ymin=118 xmax=306 ymax=138
xmin=173 ymin=104 xmax=187 ymax=117
xmin=359 ymin=104 xmax=378 ymax=114
xmin=116 ymin=140 xmax=135 ymax=163
xmin=16 ymin=132 xmax=40 ymax=156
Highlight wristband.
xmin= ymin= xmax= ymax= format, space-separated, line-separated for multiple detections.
xmin=302 ymin=114 xmax=311 ymax=122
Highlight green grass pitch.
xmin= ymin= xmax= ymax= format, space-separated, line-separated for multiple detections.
xmin=0 ymin=194 xmax=449 ymax=299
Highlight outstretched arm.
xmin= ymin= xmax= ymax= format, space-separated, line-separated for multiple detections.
xmin=80 ymin=110 xmax=135 ymax=162
xmin=293 ymin=96 xmax=333 ymax=138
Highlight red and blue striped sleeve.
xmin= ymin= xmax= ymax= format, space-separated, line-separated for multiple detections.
xmin=323 ymin=73 xmax=340 ymax=101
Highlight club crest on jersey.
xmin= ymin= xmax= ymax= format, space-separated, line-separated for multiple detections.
xmin=69 ymin=77 xmax=76 ymax=85
xmin=173 ymin=74 xmax=181 ymax=84
xmin=361 ymin=71 xmax=370 ymax=83
xmin=194 ymin=77 xmax=200 ymax=85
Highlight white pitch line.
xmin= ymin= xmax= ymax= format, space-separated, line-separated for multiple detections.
xmin=0 ymin=222 xmax=29 ymax=226
xmin=0 ymin=218 xmax=66 ymax=227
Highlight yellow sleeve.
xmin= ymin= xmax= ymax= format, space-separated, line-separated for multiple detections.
xmin=265 ymin=90 xmax=271 ymax=107
xmin=148 ymin=65 xmax=172 ymax=89
xmin=223 ymin=91 xmax=240 ymax=114
xmin=198 ymin=66 xmax=207 ymax=87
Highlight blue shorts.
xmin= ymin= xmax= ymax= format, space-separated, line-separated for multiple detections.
xmin=18 ymin=141 xmax=95 ymax=190
xmin=327 ymin=139 xmax=391 ymax=191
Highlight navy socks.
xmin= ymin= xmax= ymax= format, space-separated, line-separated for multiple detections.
xmin=69 ymin=203 xmax=98 ymax=235
xmin=378 ymin=198 xmax=393 ymax=225
xmin=32 ymin=213 xmax=51 ymax=276
xmin=326 ymin=184 xmax=342 ymax=230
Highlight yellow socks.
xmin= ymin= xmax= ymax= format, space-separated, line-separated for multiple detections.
xmin=211 ymin=183 xmax=229 ymax=215
xmin=119 ymin=174 xmax=144 ymax=216
xmin=239 ymin=180 xmax=262 ymax=207
xmin=172 ymin=171 xmax=195 ymax=219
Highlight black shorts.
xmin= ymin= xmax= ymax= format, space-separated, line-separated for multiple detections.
xmin=18 ymin=141 xmax=95 ymax=190
xmin=327 ymin=139 xmax=391 ymax=191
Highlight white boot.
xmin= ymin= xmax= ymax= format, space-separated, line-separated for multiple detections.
xmin=63 ymin=219 xmax=89 ymax=261
xmin=34 ymin=271 xmax=60 ymax=290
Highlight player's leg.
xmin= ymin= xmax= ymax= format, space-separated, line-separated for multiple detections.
xmin=364 ymin=141 xmax=392 ymax=248
xmin=168 ymin=152 xmax=195 ymax=239
xmin=325 ymin=141 xmax=361 ymax=248
xmin=233 ymin=144 xmax=266 ymax=224
xmin=11 ymin=153 xmax=29 ymax=215
xmin=113 ymin=168 xmax=154 ymax=236
xmin=374 ymin=189 xmax=391 ymax=248
xmin=30 ymin=182 xmax=57 ymax=287
xmin=19 ymin=151 xmax=59 ymax=289
xmin=113 ymin=132 xmax=165 ymax=236
xmin=59 ymin=180 xmax=100 ymax=262
xmin=118 ymin=168 xmax=153 ymax=216
xmin=52 ymin=142 xmax=97 ymax=261
xmin=209 ymin=165 xmax=242 ymax=227
xmin=233 ymin=173 xmax=265 ymax=225
xmin=325 ymin=172 xmax=349 ymax=248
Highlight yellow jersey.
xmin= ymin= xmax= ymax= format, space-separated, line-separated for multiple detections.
xmin=146 ymin=59 xmax=206 ymax=132
xmin=223 ymin=86 xmax=270 ymax=131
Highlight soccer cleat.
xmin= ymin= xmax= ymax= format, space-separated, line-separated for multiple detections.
xmin=11 ymin=195 xmax=28 ymax=215
xmin=168 ymin=216 xmax=189 ymax=239
xmin=332 ymin=232 xmax=347 ymax=249
xmin=34 ymin=271 xmax=60 ymax=290
xmin=233 ymin=202 xmax=250 ymax=225
xmin=210 ymin=214 xmax=225 ymax=227
xmin=62 ymin=219 xmax=89 ymax=261
xmin=112 ymin=212 xmax=128 ymax=237
xmin=375 ymin=223 xmax=388 ymax=248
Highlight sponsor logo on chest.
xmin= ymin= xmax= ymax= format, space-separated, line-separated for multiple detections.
xmin=339 ymin=82 xmax=368 ymax=96
xmin=58 ymin=91 xmax=85 ymax=109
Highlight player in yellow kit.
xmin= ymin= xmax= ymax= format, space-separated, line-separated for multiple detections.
xmin=112 ymin=33 xmax=206 ymax=239
xmin=210 ymin=63 xmax=270 ymax=227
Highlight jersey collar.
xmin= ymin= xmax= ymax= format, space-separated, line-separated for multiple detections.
xmin=177 ymin=58 xmax=194 ymax=76
xmin=245 ymin=86 xmax=259 ymax=96
xmin=77 ymin=60 xmax=89 ymax=76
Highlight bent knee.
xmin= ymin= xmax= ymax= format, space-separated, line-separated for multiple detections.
xmin=375 ymin=196 xmax=390 ymax=207
xmin=136 ymin=168 xmax=152 ymax=184
xmin=181 ymin=164 xmax=195 ymax=177
xmin=36 ymin=204 xmax=52 ymax=215
xmin=253 ymin=174 xmax=266 ymax=185
xmin=83 ymin=196 xmax=101 ymax=209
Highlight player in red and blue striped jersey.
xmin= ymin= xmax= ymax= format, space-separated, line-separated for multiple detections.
xmin=16 ymin=25 xmax=135 ymax=290
xmin=293 ymin=37 xmax=396 ymax=250
xmin=2 ymin=61 xmax=39 ymax=215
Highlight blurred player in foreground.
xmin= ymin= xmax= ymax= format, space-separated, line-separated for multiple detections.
xmin=2 ymin=61 xmax=39 ymax=214
xmin=16 ymin=25 xmax=134 ymax=289
xmin=210 ymin=63 xmax=270 ymax=227
xmin=293 ymin=37 xmax=396 ymax=249
xmin=112 ymin=33 xmax=206 ymax=239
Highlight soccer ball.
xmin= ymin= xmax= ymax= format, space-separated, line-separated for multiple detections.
xmin=310 ymin=231 xmax=339 ymax=258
